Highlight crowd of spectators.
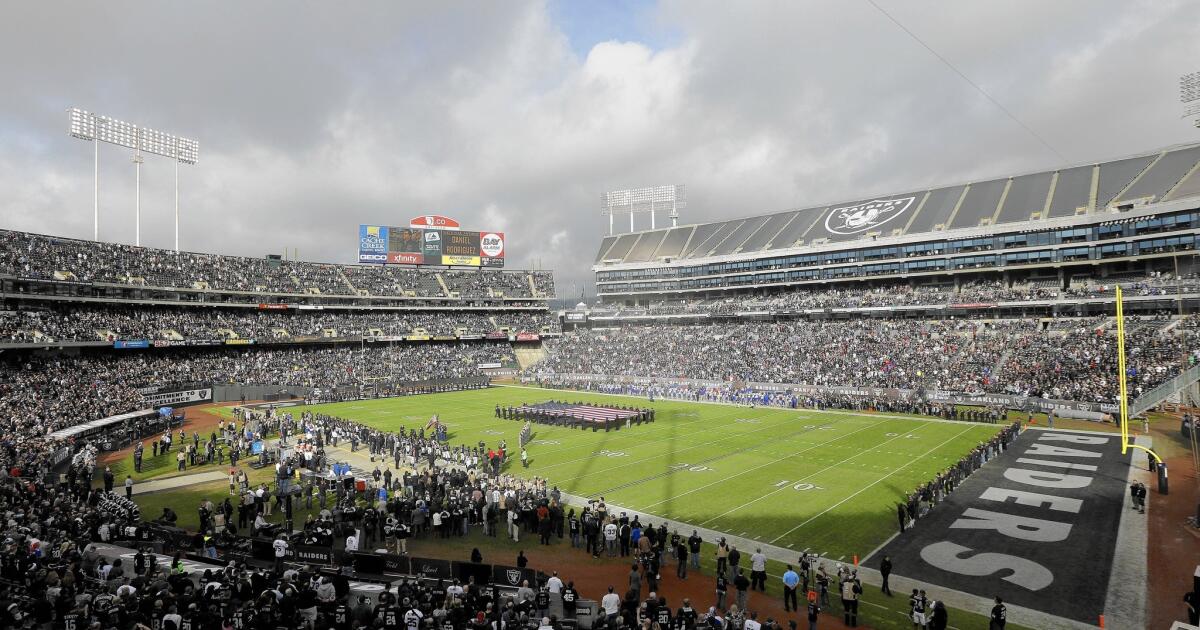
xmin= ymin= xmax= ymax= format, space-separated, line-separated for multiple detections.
xmin=0 ymin=229 xmax=555 ymax=299
xmin=535 ymin=317 xmax=1200 ymax=403
xmin=593 ymin=271 xmax=1199 ymax=316
xmin=0 ymin=342 xmax=514 ymax=440
xmin=0 ymin=305 xmax=557 ymax=343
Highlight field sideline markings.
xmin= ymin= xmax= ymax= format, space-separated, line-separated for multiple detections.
xmin=636 ymin=417 xmax=890 ymax=510
xmin=696 ymin=420 xmax=940 ymax=528
xmin=497 ymin=383 xmax=1001 ymax=428
xmin=578 ymin=420 xmax=845 ymax=496
xmin=547 ymin=413 xmax=819 ymax=482
xmin=529 ymin=405 xmax=799 ymax=470
xmin=768 ymin=424 xmax=977 ymax=544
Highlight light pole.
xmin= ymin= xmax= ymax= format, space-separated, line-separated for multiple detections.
xmin=601 ymin=185 xmax=686 ymax=236
xmin=1182 ymin=71 xmax=1200 ymax=127
xmin=68 ymin=108 xmax=198 ymax=249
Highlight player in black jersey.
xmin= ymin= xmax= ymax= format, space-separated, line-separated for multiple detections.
xmin=561 ymin=582 xmax=578 ymax=620
xmin=60 ymin=611 xmax=82 ymax=630
xmin=333 ymin=602 xmax=352 ymax=630
xmin=675 ymin=599 xmax=698 ymax=630
xmin=654 ymin=597 xmax=671 ymax=628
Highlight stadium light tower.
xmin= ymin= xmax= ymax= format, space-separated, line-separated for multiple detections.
xmin=1182 ymin=71 xmax=1200 ymax=128
xmin=68 ymin=108 xmax=199 ymax=249
xmin=601 ymin=185 xmax=686 ymax=235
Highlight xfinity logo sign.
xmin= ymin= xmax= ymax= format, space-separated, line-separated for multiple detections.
xmin=825 ymin=197 xmax=915 ymax=235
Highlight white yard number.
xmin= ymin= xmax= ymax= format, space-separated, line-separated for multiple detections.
xmin=484 ymin=430 xmax=504 ymax=435
xmin=774 ymin=480 xmax=824 ymax=491
xmin=885 ymin=433 xmax=919 ymax=439
xmin=735 ymin=418 xmax=760 ymax=424
xmin=596 ymin=449 xmax=626 ymax=458
xmin=532 ymin=440 xmax=560 ymax=446
xmin=669 ymin=463 xmax=713 ymax=473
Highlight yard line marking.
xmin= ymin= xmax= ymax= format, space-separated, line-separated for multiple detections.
xmin=768 ymin=424 xmax=976 ymax=544
xmin=547 ymin=415 xmax=814 ymax=482
xmin=530 ymin=406 xmax=784 ymax=467
xmin=637 ymin=418 xmax=889 ymax=510
xmin=697 ymin=421 xmax=937 ymax=527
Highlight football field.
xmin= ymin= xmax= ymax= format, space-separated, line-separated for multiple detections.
xmin=299 ymin=385 xmax=1001 ymax=559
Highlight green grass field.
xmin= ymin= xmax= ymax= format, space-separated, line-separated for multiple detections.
xmin=290 ymin=384 xmax=1000 ymax=560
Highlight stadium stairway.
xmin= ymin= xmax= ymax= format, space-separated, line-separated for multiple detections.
xmin=336 ymin=267 xmax=357 ymax=294
xmin=989 ymin=346 xmax=1013 ymax=382
xmin=434 ymin=273 xmax=452 ymax=297
xmin=1129 ymin=362 xmax=1200 ymax=417
xmin=512 ymin=344 xmax=546 ymax=370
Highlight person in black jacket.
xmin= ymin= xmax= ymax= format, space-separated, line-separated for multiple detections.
xmin=879 ymin=555 xmax=893 ymax=596
xmin=929 ymin=600 xmax=948 ymax=630
xmin=989 ymin=596 xmax=1006 ymax=629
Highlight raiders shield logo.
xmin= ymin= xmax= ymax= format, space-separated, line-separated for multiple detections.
xmin=506 ymin=569 xmax=521 ymax=585
xmin=824 ymin=197 xmax=915 ymax=235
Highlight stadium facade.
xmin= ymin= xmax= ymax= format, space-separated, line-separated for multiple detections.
xmin=590 ymin=142 xmax=1200 ymax=315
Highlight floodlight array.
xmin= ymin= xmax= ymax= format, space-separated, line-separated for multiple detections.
xmin=67 ymin=108 xmax=198 ymax=163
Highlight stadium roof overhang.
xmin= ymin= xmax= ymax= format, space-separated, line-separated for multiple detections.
xmin=593 ymin=195 xmax=1199 ymax=274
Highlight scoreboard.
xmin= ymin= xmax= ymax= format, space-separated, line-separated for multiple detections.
xmin=359 ymin=224 xmax=504 ymax=267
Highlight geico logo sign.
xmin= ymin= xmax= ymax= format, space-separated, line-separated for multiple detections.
xmin=481 ymin=233 xmax=504 ymax=257
xmin=359 ymin=254 xmax=387 ymax=261
xmin=825 ymin=197 xmax=915 ymax=235
xmin=360 ymin=235 xmax=386 ymax=250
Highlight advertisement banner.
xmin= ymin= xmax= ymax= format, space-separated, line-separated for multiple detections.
xmin=422 ymin=229 xmax=443 ymax=260
xmin=358 ymin=225 xmax=389 ymax=263
xmin=387 ymin=252 xmax=424 ymax=265
xmin=514 ymin=332 xmax=541 ymax=342
xmin=442 ymin=255 xmax=481 ymax=266
xmin=485 ymin=331 xmax=509 ymax=340
xmin=480 ymin=232 xmax=505 ymax=267
xmin=410 ymin=215 xmax=461 ymax=230
xmin=113 ymin=340 xmax=149 ymax=349
xmin=257 ymin=303 xmax=289 ymax=310
xmin=224 ymin=339 xmax=253 ymax=346
xmin=406 ymin=334 xmax=431 ymax=341
xmin=409 ymin=557 xmax=453 ymax=580
xmin=141 ymin=388 xmax=213 ymax=407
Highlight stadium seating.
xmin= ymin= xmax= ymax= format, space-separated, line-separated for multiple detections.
xmin=0 ymin=229 xmax=554 ymax=300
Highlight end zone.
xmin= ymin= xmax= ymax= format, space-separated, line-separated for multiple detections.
xmin=865 ymin=428 xmax=1136 ymax=626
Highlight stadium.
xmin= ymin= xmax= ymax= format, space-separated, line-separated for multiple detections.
xmin=2 ymin=4 xmax=1200 ymax=630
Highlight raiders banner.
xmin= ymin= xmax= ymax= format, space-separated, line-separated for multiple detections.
xmin=141 ymin=388 xmax=213 ymax=407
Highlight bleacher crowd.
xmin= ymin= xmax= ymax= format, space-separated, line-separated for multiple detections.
xmin=0 ymin=229 xmax=554 ymax=299
xmin=0 ymin=305 xmax=557 ymax=344
xmin=536 ymin=317 xmax=1200 ymax=404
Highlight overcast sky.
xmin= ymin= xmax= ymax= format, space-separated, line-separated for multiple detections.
xmin=1 ymin=0 xmax=1198 ymax=298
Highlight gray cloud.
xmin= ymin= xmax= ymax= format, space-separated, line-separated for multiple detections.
xmin=1 ymin=0 xmax=1197 ymax=298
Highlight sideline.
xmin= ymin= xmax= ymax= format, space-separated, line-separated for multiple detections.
xmin=496 ymin=383 xmax=1119 ymax=435
xmin=1102 ymin=435 xmax=1150 ymax=629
